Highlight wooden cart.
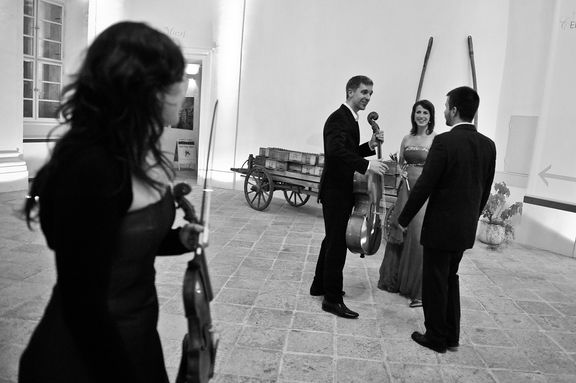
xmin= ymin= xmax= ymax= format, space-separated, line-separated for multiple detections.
xmin=231 ymin=154 xmax=321 ymax=211
xmin=231 ymin=152 xmax=400 ymax=211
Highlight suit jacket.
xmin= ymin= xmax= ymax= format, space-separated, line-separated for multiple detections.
xmin=318 ymin=104 xmax=375 ymax=205
xmin=398 ymin=123 xmax=496 ymax=251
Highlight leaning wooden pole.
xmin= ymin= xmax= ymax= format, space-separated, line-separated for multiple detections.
xmin=467 ymin=35 xmax=478 ymax=126
xmin=415 ymin=37 xmax=433 ymax=103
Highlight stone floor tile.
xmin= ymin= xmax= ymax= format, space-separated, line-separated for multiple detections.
xmin=279 ymin=353 xmax=333 ymax=383
xmin=336 ymin=317 xmax=381 ymax=338
xmin=291 ymin=311 xmax=334 ymax=333
xmin=220 ymin=346 xmax=282 ymax=380
xmin=523 ymin=348 xmax=576 ymax=375
xmin=335 ymin=358 xmax=389 ymax=382
xmin=336 ymin=334 xmax=384 ymax=360
xmin=383 ymin=338 xmax=439 ymax=364
xmin=246 ymin=307 xmax=293 ymax=329
xmin=516 ymin=300 xmax=562 ymax=316
xmin=464 ymin=327 xmax=515 ymax=347
xmin=215 ymin=287 xmax=259 ymax=306
xmin=461 ymin=309 xmax=499 ymax=328
xmin=225 ymin=276 xmax=267 ymax=290
xmin=3 ymin=186 xmax=576 ymax=382
xmin=505 ymin=329 xmax=564 ymax=351
xmin=489 ymin=312 xmax=540 ymax=330
xmin=437 ymin=344 xmax=485 ymax=368
xmin=387 ymin=363 xmax=442 ymax=383
xmin=545 ymin=331 xmax=576 ymax=353
xmin=254 ymin=290 xmax=296 ymax=311
xmin=530 ymin=315 xmax=576 ymax=332
xmin=550 ymin=303 xmax=576 ymax=316
xmin=237 ymin=326 xmax=287 ymax=350
xmin=441 ymin=365 xmax=496 ymax=383
xmin=489 ymin=370 xmax=547 ymax=383
xmin=286 ymin=329 xmax=333 ymax=355
xmin=475 ymin=346 xmax=536 ymax=370
xmin=211 ymin=303 xmax=252 ymax=324
xmin=0 ymin=343 xmax=25 ymax=383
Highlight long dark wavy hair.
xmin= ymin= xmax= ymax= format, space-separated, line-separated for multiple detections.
xmin=24 ymin=21 xmax=185 ymax=227
xmin=410 ymin=99 xmax=435 ymax=135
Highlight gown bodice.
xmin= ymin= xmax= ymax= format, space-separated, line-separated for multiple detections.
xmin=403 ymin=145 xmax=430 ymax=166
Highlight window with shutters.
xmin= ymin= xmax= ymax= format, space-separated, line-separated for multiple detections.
xmin=23 ymin=0 xmax=64 ymax=120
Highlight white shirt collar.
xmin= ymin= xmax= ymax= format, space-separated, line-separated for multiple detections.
xmin=451 ymin=121 xmax=474 ymax=128
xmin=343 ymin=103 xmax=358 ymax=121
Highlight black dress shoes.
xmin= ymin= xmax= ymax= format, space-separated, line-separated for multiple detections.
xmin=321 ymin=299 xmax=359 ymax=319
xmin=411 ymin=331 xmax=447 ymax=353
xmin=447 ymin=342 xmax=459 ymax=352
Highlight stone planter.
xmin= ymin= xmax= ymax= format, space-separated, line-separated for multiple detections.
xmin=477 ymin=220 xmax=506 ymax=246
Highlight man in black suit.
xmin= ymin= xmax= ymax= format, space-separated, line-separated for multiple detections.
xmin=310 ymin=75 xmax=388 ymax=319
xmin=397 ymin=86 xmax=496 ymax=352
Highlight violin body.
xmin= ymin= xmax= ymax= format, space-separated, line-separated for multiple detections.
xmin=174 ymin=183 xmax=218 ymax=383
xmin=176 ymin=246 xmax=218 ymax=383
xmin=345 ymin=112 xmax=384 ymax=256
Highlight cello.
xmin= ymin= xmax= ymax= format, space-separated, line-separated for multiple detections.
xmin=345 ymin=111 xmax=384 ymax=257
xmin=175 ymin=101 xmax=219 ymax=383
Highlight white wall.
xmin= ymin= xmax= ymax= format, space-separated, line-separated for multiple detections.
xmin=228 ymin=0 xmax=509 ymax=189
xmin=516 ymin=0 xmax=576 ymax=257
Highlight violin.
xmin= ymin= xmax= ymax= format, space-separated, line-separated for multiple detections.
xmin=174 ymin=183 xmax=218 ymax=383
xmin=175 ymin=101 xmax=219 ymax=383
xmin=345 ymin=111 xmax=384 ymax=257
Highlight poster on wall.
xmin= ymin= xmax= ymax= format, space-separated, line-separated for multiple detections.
xmin=174 ymin=139 xmax=196 ymax=170
xmin=175 ymin=97 xmax=194 ymax=130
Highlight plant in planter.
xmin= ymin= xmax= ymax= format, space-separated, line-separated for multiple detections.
xmin=477 ymin=181 xmax=523 ymax=246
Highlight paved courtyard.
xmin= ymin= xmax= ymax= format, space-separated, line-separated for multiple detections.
xmin=1 ymin=185 xmax=575 ymax=382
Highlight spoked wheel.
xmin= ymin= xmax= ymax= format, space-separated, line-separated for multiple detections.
xmin=244 ymin=166 xmax=274 ymax=210
xmin=283 ymin=190 xmax=310 ymax=207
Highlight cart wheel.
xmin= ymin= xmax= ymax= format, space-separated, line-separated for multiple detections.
xmin=283 ymin=190 xmax=310 ymax=207
xmin=244 ymin=166 xmax=274 ymax=210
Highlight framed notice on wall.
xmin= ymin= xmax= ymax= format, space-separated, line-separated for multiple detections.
xmin=174 ymin=139 xmax=196 ymax=170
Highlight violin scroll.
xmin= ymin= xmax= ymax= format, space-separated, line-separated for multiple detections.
xmin=174 ymin=183 xmax=199 ymax=224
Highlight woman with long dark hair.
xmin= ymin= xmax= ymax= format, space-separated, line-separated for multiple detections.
xmin=378 ymin=99 xmax=436 ymax=308
xmin=19 ymin=22 xmax=199 ymax=383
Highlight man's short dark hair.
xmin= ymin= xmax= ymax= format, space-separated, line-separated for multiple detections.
xmin=446 ymin=86 xmax=479 ymax=122
xmin=346 ymin=75 xmax=373 ymax=99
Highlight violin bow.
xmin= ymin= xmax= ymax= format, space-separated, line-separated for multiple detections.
xmin=468 ymin=35 xmax=478 ymax=126
xmin=198 ymin=99 xmax=219 ymax=246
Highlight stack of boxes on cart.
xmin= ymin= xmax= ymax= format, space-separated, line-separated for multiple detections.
xmin=257 ymin=147 xmax=325 ymax=177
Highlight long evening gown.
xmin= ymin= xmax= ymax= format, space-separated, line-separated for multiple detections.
xmin=378 ymin=146 xmax=429 ymax=301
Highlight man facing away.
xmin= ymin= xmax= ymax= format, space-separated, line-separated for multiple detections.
xmin=311 ymin=75 xmax=388 ymax=319
xmin=397 ymin=86 xmax=496 ymax=352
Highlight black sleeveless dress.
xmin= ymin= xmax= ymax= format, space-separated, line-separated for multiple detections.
xmin=19 ymin=189 xmax=182 ymax=383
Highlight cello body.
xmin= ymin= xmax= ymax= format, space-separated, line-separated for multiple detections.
xmin=345 ymin=112 xmax=384 ymax=256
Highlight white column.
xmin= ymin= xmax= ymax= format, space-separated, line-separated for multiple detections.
xmin=0 ymin=0 xmax=29 ymax=192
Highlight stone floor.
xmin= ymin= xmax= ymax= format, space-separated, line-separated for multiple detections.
xmin=1 ymin=185 xmax=576 ymax=383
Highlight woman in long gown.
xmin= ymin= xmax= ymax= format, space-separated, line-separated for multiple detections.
xmin=378 ymin=100 xmax=436 ymax=307
xmin=19 ymin=22 xmax=202 ymax=383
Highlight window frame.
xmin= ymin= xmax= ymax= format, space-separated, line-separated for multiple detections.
xmin=23 ymin=0 xmax=64 ymax=122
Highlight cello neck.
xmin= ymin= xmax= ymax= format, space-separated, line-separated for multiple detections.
xmin=367 ymin=111 xmax=382 ymax=160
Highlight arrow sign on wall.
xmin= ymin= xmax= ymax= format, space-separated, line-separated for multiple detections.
xmin=538 ymin=165 xmax=576 ymax=186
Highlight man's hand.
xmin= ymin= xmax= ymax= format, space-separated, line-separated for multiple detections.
xmin=394 ymin=219 xmax=407 ymax=233
xmin=369 ymin=131 xmax=384 ymax=150
xmin=368 ymin=159 xmax=389 ymax=176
